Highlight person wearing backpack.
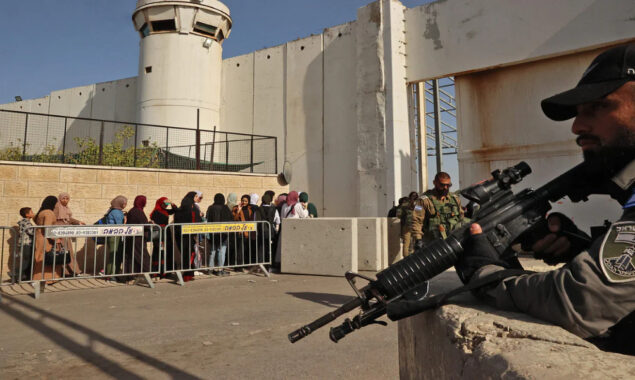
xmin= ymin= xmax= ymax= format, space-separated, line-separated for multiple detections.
xmin=101 ymin=195 xmax=127 ymax=280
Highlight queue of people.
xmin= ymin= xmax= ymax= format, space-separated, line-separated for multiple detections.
xmin=13 ymin=190 xmax=319 ymax=283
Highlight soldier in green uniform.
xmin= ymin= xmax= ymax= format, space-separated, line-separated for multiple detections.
xmin=411 ymin=172 xmax=468 ymax=249
xmin=397 ymin=192 xmax=419 ymax=257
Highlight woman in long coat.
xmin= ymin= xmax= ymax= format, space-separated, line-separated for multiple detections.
xmin=33 ymin=195 xmax=63 ymax=282
xmin=173 ymin=191 xmax=202 ymax=282
xmin=125 ymin=195 xmax=151 ymax=274
xmin=53 ymin=192 xmax=85 ymax=275
xmin=149 ymin=196 xmax=177 ymax=275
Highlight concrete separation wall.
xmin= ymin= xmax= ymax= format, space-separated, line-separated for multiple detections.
xmin=398 ymin=271 xmax=635 ymax=379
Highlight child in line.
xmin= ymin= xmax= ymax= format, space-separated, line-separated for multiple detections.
xmin=16 ymin=207 xmax=35 ymax=280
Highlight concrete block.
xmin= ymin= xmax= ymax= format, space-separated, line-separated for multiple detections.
xmin=101 ymin=184 xmax=137 ymax=199
xmin=398 ymin=271 xmax=635 ymax=379
xmin=137 ymin=185 xmax=170 ymax=204
xmin=215 ymin=175 xmax=263 ymax=189
xmin=60 ymin=168 xmax=97 ymax=183
xmin=97 ymin=170 xmax=128 ymax=184
xmin=127 ymin=171 xmax=158 ymax=185
xmin=379 ymin=218 xmax=389 ymax=269
xmin=0 ymin=166 xmax=18 ymax=180
xmin=84 ymin=199 xmax=112 ymax=215
xmin=28 ymin=182 xmax=68 ymax=198
xmin=185 ymin=173 xmax=214 ymax=187
xmin=3 ymin=181 xmax=27 ymax=198
xmin=159 ymin=172 xmax=188 ymax=186
xmin=387 ymin=217 xmax=402 ymax=265
xmin=19 ymin=166 xmax=60 ymax=182
xmin=281 ymin=218 xmax=357 ymax=276
xmin=68 ymin=183 xmax=98 ymax=199
xmin=357 ymin=218 xmax=382 ymax=271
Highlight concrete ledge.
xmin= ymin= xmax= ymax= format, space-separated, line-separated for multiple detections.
xmin=281 ymin=218 xmax=358 ymax=276
xmin=398 ymin=271 xmax=635 ymax=379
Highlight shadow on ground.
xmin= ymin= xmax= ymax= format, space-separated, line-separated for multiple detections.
xmin=0 ymin=295 xmax=200 ymax=379
xmin=286 ymin=291 xmax=355 ymax=308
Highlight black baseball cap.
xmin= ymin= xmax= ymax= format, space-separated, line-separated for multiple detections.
xmin=541 ymin=43 xmax=635 ymax=121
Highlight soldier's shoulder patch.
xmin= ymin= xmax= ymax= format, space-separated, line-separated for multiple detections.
xmin=599 ymin=221 xmax=635 ymax=283
xmin=414 ymin=205 xmax=423 ymax=211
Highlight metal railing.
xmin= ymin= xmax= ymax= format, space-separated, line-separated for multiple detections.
xmin=1 ymin=221 xmax=274 ymax=298
xmin=0 ymin=109 xmax=278 ymax=174
xmin=164 ymin=221 xmax=273 ymax=285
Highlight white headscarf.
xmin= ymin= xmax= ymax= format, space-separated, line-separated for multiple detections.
xmin=250 ymin=193 xmax=260 ymax=206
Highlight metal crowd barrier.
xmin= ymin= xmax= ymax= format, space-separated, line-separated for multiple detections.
xmin=0 ymin=226 xmax=18 ymax=299
xmin=164 ymin=221 xmax=273 ymax=285
xmin=2 ymin=224 xmax=161 ymax=298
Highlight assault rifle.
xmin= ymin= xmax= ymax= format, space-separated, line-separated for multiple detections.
xmin=288 ymin=160 xmax=621 ymax=343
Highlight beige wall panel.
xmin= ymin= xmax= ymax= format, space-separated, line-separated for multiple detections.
xmin=253 ymin=45 xmax=286 ymax=174
xmin=456 ymin=47 xmax=621 ymax=232
xmin=405 ymin=0 xmax=635 ymax=81
xmin=113 ymin=78 xmax=137 ymax=123
xmin=101 ymin=184 xmax=138 ymax=199
xmin=285 ymin=35 xmax=324 ymax=211
xmin=127 ymin=171 xmax=158 ymax=185
xmin=323 ymin=23 xmax=358 ymax=217
xmin=4 ymin=181 xmax=27 ymax=197
xmin=97 ymin=170 xmax=128 ymax=184
xmin=220 ymin=54 xmax=254 ymax=135
xmin=28 ymin=182 xmax=67 ymax=198
xmin=185 ymin=173 xmax=215 ymax=188
xmin=0 ymin=166 xmax=18 ymax=181
xmin=19 ymin=166 xmax=60 ymax=182
xmin=60 ymin=168 xmax=97 ymax=184
xmin=67 ymin=183 xmax=99 ymax=199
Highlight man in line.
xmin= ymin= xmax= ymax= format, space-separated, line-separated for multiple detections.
xmin=461 ymin=43 xmax=635 ymax=355
xmin=412 ymin=172 xmax=468 ymax=250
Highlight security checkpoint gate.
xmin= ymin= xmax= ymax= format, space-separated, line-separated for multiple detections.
xmin=4 ymin=224 xmax=162 ymax=298
xmin=164 ymin=221 xmax=273 ymax=285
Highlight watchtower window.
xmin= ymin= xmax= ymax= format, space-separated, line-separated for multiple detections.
xmin=151 ymin=19 xmax=176 ymax=32
xmin=140 ymin=23 xmax=150 ymax=38
xmin=217 ymin=29 xmax=225 ymax=42
xmin=193 ymin=22 xmax=217 ymax=38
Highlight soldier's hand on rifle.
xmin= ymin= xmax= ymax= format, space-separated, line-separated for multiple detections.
xmin=529 ymin=213 xmax=591 ymax=265
xmin=455 ymin=223 xmax=513 ymax=284
xmin=414 ymin=239 xmax=424 ymax=251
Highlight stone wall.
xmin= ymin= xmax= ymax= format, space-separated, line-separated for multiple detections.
xmin=0 ymin=161 xmax=287 ymax=277
xmin=398 ymin=270 xmax=635 ymax=379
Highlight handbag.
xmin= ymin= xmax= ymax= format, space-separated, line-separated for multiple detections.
xmin=44 ymin=248 xmax=72 ymax=266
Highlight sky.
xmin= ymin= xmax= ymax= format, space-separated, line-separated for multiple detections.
xmin=0 ymin=0 xmax=433 ymax=104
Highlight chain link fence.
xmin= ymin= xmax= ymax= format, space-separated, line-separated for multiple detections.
xmin=0 ymin=109 xmax=277 ymax=174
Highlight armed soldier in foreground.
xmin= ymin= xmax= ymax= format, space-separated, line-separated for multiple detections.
xmin=461 ymin=43 xmax=635 ymax=355
xmin=289 ymin=44 xmax=635 ymax=356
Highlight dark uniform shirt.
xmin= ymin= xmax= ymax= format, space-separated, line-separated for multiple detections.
xmin=471 ymin=163 xmax=635 ymax=345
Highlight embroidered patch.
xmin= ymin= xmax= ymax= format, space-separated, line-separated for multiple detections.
xmin=414 ymin=206 xmax=423 ymax=211
xmin=599 ymin=221 xmax=635 ymax=283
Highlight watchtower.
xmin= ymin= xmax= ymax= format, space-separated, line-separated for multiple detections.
xmin=132 ymin=0 xmax=232 ymax=131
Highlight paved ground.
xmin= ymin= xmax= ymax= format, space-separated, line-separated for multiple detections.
xmin=0 ymin=271 xmax=411 ymax=380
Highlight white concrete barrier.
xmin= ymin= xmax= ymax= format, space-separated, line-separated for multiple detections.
xmin=281 ymin=218 xmax=358 ymax=276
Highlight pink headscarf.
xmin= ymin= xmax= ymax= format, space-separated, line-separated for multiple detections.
xmin=276 ymin=194 xmax=287 ymax=205
xmin=286 ymin=191 xmax=299 ymax=216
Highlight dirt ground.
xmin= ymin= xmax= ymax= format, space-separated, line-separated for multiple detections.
xmin=0 ymin=271 xmax=424 ymax=380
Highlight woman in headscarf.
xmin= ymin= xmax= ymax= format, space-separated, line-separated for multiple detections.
xmin=150 ymin=197 xmax=177 ymax=274
xmin=104 ymin=195 xmax=127 ymax=278
xmin=299 ymin=192 xmax=319 ymax=218
xmin=205 ymin=193 xmax=233 ymax=276
xmin=124 ymin=195 xmax=151 ymax=276
xmin=173 ymin=191 xmax=202 ymax=282
xmin=227 ymin=193 xmax=238 ymax=210
xmin=33 ymin=196 xmax=63 ymax=282
xmin=275 ymin=193 xmax=288 ymax=216
xmin=280 ymin=191 xmax=309 ymax=219
xmin=232 ymin=194 xmax=254 ymax=267
xmin=258 ymin=193 xmax=281 ymax=265
xmin=53 ymin=192 xmax=85 ymax=275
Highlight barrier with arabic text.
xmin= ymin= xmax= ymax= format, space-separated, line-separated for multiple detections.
xmin=1 ymin=224 xmax=161 ymax=298
xmin=164 ymin=221 xmax=273 ymax=284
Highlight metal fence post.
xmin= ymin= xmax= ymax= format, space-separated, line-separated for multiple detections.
xmin=210 ymin=126 xmax=216 ymax=171
xmin=98 ymin=120 xmax=105 ymax=165
xmin=196 ymin=109 xmax=201 ymax=170
xmin=62 ymin=117 xmax=68 ymax=163
xmin=225 ymin=132 xmax=229 ymax=171
xmin=165 ymin=127 xmax=169 ymax=169
xmin=22 ymin=114 xmax=29 ymax=161
xmin=274 ymin=137 xmax=278 ymax=174
xmin=250 ymin=134 xmax=254 ymax=173
xmin=133 ymin=124 xmax=138 ymax=167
